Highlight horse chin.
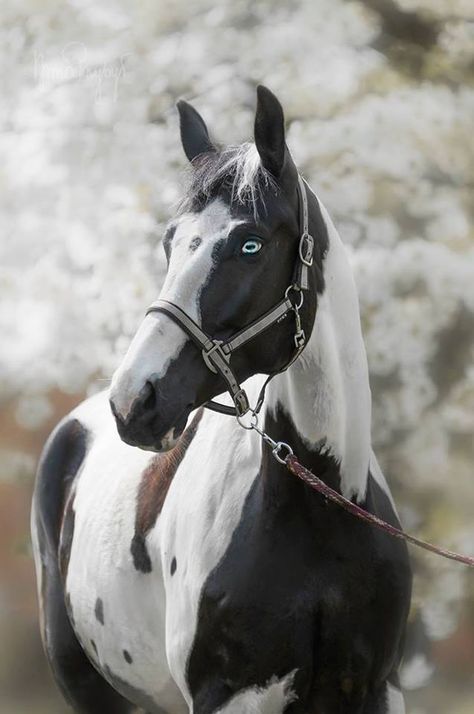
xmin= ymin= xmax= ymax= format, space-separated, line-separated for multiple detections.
xmin=142 ymin=409 xmax=190 ymax=453
xmin=113 ymin=396 xmax=193 ymax=453
xmin=159 ymin=426 xmax=182 ymax=452
xmin=135 ymin=426 xmax=182 ymax=453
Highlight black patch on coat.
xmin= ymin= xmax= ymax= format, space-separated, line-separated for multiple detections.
xmin=32 ymin=417 xmax=136 ymax=713
xmin=190 ymin=185 xmax=328 ymax=394
xmin=123 ymin=649 xmax=133 ymax=664
xmin=170 ymin=557 xmax=177 ymax=576
xmin=91 ymin=639 xmax=98 ymax=654
xmin=34 ymin=418 xmax=87 ymax=554
xmin=130 ymin=534 xmax=152 ymax=574
xmin=187 ymin=408 xmax=412 ymax=714
xmin=189 ymin=235 xmax=202 ymax=251
xmin=95 ymin=597 xmax=105 ymax=625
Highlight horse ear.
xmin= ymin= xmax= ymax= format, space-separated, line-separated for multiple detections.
xmin=254 ymin=85 xmax=287 ymax=178
xmin=177 ymin=100 xmax=216 ymax=163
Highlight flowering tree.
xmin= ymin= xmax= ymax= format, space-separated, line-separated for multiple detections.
xmin=0 ymin=0 xmax=473 ymax=710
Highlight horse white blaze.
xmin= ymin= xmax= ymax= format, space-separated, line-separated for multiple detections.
xmin=110 ymin=199 xmax=238 ymax=422
xmin=109 ymin=317 xmax=187 ymax=421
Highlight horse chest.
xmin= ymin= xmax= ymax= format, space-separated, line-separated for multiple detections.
xmin=52 ymin=402 xmax=408 ymax=714
xmin=185 ymin=477 xmax=408 ymax=713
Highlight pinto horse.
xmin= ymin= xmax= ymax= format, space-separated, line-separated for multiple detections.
xmin=32 ymin=86 xmax=412 ymax=714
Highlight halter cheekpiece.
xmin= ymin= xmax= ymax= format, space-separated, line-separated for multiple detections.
xmin=146 ymin=175 xmax=313 ymax=418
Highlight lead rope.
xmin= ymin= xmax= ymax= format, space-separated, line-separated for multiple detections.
xmin=237 ymin=412 xmax=474 ymax=568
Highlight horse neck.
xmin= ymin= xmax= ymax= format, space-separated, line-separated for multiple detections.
xmin=264 ymin=202 xmax=372 ymax=503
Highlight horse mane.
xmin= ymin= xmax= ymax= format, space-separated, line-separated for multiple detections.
xmin=179 ymin=142 xmax=277 ymax=215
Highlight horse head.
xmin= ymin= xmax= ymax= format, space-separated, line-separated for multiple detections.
xmin=110 ymin=86 xmax=325 ymax=451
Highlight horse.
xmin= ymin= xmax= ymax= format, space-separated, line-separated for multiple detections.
xmin=31 ymin=85 xmax=412 ymax=714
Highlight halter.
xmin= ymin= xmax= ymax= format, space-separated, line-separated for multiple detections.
xmin=146 ymin=175 xmax=314 ymax=418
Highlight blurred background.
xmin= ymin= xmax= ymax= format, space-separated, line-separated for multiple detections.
xmin=0 ymin=0 xmax=473 ymax=712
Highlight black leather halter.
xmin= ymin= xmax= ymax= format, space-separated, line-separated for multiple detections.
xmin=146 ymin=175 xmax=314 ymax=417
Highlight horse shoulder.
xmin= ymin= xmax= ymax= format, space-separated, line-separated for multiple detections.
xmin=33 ymin=391 xmax=187 ymax=712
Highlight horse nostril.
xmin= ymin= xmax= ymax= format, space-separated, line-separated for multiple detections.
xmin=109 ymin=396 xmax=123 ymax=424
xmin=141 ymin=381 xmax=157 ymax=415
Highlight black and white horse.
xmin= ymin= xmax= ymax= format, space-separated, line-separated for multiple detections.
xmin=32 ymin=86 xmax=412 ymax=714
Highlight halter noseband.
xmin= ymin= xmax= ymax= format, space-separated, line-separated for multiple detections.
xmin=146 ymin=175 xmax=314 ymax=418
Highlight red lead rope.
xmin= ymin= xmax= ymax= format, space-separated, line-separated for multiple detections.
xmin=285 ymin=454 xmax=474 ymax=568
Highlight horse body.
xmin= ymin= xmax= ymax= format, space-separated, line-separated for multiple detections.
xmin=32 ymin=87 xmax=412 ymax=713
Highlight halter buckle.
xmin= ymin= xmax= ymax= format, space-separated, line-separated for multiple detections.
xmin=299 ymin=233 xmax=314 ymax=267
xmin=202 ymin=340 xmax=230 ymax=374
xmin=234 ymin=389 xmax=250 ymax=417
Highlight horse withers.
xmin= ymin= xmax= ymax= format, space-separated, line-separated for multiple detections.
xmin=31 ymin=86 xmax=412 ymax=714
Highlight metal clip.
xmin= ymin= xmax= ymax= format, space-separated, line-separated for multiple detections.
xmin=294 ymin=330 xmax=306 ymax=349
xmin=293 ymin=305 xmax=306 ymax=349
xmin=235 ymin=407 xmax=294 ymax=464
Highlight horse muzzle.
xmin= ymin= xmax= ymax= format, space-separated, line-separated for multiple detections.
xmin=109 ymin=378 xmax=191 ymax=452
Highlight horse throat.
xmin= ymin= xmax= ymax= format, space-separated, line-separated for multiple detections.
xmin=264 ymin=204 xmax=371 ymax=503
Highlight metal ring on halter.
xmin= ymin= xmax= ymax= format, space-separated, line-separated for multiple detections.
xmin=272 ymin=441 xmax=294 ymax=464
xmin=237 ymin=410 xmax=259 ymax=431
xmin=284 ymin=285 xmax=304 ymax=310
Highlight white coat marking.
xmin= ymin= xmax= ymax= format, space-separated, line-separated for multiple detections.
xmin=370 ymin=450 xmax=399 ymax=513
xmin=386 ymin=682 xmax=406 ymax=714
xmin=214 ymin=670 xmax=297 ymax=713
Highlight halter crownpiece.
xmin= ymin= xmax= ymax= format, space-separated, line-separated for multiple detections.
xmin=146 ymin=175 xmax=313 ymax=417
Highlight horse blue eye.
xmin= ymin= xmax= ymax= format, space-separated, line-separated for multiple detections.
xmin=241 ymin=238 xmax=263 ymax=255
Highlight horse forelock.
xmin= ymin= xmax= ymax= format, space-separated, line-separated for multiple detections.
xmin=179 ymin=143 xmax=278 ymax=217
